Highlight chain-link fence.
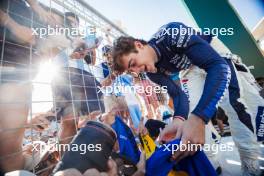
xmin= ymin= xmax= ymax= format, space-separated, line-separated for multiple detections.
xmin=0 ymin=0 xmax=165 ymax=175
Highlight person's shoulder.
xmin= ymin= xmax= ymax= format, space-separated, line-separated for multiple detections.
xmin=157 ymin=22 xmax=186 ymax=28
xmin=166 ymin=22 xmax=186 ymax=28
xmin=150 ymin=22 xmax=187 ymax=41
xmin=158 ymin=22 xmax=187 ymax=31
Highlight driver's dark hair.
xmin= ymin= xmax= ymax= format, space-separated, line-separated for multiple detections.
xmin=112 ymin=36 xmax=147 ymax=72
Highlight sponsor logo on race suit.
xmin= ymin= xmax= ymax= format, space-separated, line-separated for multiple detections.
xmin=181 ymin=79 xmax=190 ymax=102
xmin=256 ymin=106 xmax=264 ymax=141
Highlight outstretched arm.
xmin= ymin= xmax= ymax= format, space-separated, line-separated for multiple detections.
xmin=0 ymin=10 xmax=36 ymax=45
xmin=166 ymin=22 xmax=230 ymax=122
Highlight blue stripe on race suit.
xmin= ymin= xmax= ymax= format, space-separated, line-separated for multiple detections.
xmin=227 ymin=59 xmax=254 ymax=133
xmin=256 ymin=106 xmax=264 ymax=141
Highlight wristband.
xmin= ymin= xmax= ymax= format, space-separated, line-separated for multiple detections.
xmin=173 ymin=116 xmax=185 ymax=121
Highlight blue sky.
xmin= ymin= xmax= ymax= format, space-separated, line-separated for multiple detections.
xmin=85 ymin=0 xmax=196 ymax=39
xmin=230 ymin=0 xmax=264 ymax=29
xmin=85 ymin=0 xmax=263 ymax=39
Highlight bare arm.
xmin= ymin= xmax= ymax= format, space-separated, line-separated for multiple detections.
xmin=26 ymin=0 xmax=62 ymax=26
xmin=0 ymin=10 xmax=36 ymax=45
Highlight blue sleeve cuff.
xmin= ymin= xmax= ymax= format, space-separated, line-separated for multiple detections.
xmin=191 ymin=109 xmax=212 ymax=124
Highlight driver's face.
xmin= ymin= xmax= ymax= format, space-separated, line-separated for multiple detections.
xmin=120 ymin=42 xmax=156 ymax=74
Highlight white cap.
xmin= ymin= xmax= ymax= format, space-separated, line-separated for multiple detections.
xmin=5 ymin=170 xmax=36 ymax=176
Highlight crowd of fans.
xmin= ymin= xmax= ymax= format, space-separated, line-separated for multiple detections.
xmin=1 ymin=0 xmax=264 ymax=176
xmin=0 ymin=0 xmax=180 ymax=175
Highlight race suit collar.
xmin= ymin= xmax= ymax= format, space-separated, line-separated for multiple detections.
xmin=148 ymin=42 xmax=161 ymax=62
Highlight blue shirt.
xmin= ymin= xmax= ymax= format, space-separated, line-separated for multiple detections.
xmin=148 ymin=22 xmax=230 ymax=122
xmin=101 ymin=62 xmax=110 ymax=78
xmin=111 ymin=116 xmax=140 ymax=164
xmin=146 ymin=138 xmax=217 ymax=176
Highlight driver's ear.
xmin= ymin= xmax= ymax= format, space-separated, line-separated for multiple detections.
xmin=134 ymin=41 xmax=143 ymax=49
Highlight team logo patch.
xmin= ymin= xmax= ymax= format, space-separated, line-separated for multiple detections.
xmin=256 ymin=106 xmax=264 ymax=141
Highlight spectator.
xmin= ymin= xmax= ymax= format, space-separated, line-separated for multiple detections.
xmin=83 ymin=26 xmax=102 ymax=66
xmin=102 ymin=95 xmax=146 ymax=176
xmin=50 ymin=12 xmax=105 ymax=145
xmin=0 ymin=0 xmax=57 ymax=172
